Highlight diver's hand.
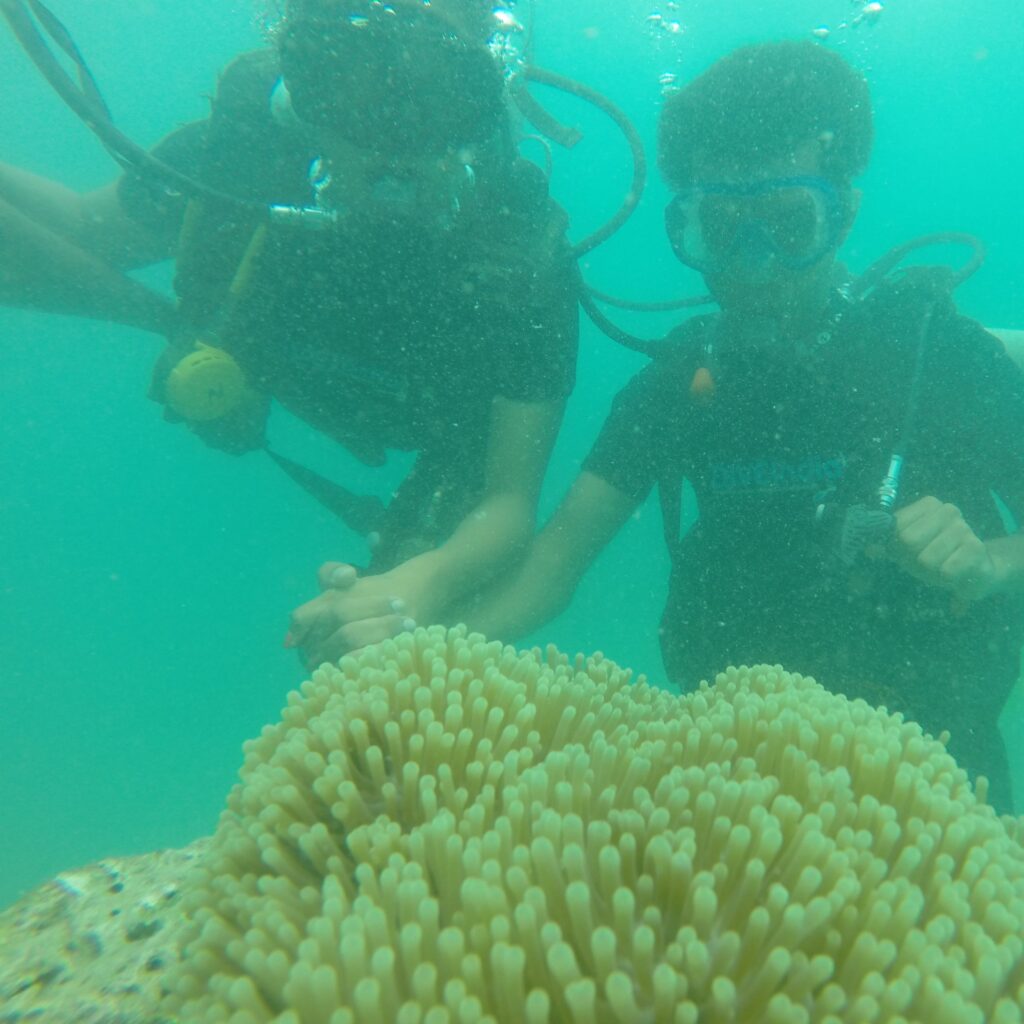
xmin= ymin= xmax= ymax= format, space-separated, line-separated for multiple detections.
xmin=889 ymin=496 xmax=999 ymax=601
xmin=285 ymin=562 xmax=417 ymax=670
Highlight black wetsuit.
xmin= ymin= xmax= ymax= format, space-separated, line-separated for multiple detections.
xmin=585 ymin=279 xmax=1024 ymax=811
xmin=119 ymin=50 xmax=579 ymax=569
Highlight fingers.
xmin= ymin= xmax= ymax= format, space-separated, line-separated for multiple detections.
xmin=893 ymin=497 xmax=959 ymax=554
xmin=891 ymin=497 xmax=993 ymax=599
xmin=301 ymin=614 xmax=418 ymax=670
xmin=285 ymin=585 xmax=412 ymax=656
xmin=286 ymin=593 xmax=335 ymax=651
xmin=317 ymin=561 xmax=358 ymax=592
xmin=914 ymin=523 xmax=970 ymax=577
xmin=286 ymin=564 xmax=359 ymax=648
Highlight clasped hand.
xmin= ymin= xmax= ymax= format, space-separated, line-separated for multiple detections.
xmin=886 ymin=496 xmax=999 ymax=602
xmin=285 ymin=562 xmax=419 ymax=670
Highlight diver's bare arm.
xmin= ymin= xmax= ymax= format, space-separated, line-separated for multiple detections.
xmin=0 ymin=160 xmax=180 ymax=260
xmin=455 ymin=472 xmax=639 ymax=641
xmin=0 ymin=193 xmax=177 ymax=334
xmin=988 ymin=328 xmax=1024 ymax=374
xmin=0 ymin=162 xmax=88 ymax=237
xmin=384 ymin=397 xmax=568 ymax=623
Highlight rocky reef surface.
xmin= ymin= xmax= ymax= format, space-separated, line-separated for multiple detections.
xmin=0 ymin=841 xmax=206 ymax=1024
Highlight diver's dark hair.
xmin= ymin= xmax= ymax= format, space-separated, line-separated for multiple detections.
xmin=277 ymin=1 xmax=507 ymax=156
xmin=658 ymin=40 xmax=873 ymax=190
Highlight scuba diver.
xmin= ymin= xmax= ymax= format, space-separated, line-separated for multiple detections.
xmin=439 ymin=40 xmax=1024 ymax=813
xmin=0 ymin=0 xmax=581 ymax=650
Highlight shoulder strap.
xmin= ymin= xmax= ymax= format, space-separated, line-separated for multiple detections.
xmin=659 ymin=473 xmax=686 ymax=558
xmin=173 ymin=51 xmax=315 ymax=328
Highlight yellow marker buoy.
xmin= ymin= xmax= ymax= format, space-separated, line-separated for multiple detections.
xmin=165 ymin=343 xmax=251 ymax=422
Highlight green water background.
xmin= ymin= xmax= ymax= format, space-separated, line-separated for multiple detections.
xmin=1 ymin=0 xmax=1022 ymax=908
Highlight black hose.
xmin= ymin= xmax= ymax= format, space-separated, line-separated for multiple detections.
xmin=578 ymin=289 xmax=663 ymax=357
xmin=1 ymin=0 xmax=117 ymax=153
xmin=852 ymin=232 xmax=985 ymax=298
xmin=5 ymin=1 xmax=988 ymax=365
xmin=520 ymin=66 xmax=647 ymax=259
xmin=587 ymin=286 xmax=714 ymax=313
xmin=1 ymin=0 xmax=264 ymax=212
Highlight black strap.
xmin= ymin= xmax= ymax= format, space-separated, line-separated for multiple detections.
xmin=658 ymin=472 xmax=686 ymax=559
xmin=2 ymin=0 xmax=262 ymax=211
xmin=266 ymin=449 xmax=386 ymax=537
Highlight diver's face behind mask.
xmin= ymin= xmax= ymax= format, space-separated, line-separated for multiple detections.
xmin=666 ymin=141 xmax=857 ymax=325
xmin=308 ymin=135 xmax=481 ymax=234
xmin=277 ymin=1 xmax=506 ymax=231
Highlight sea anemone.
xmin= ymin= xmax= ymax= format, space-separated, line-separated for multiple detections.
xmin=165 ymin=625 xmax=1024 ymax=1023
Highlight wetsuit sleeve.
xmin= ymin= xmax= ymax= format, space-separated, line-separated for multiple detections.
xmin=116 ymin=120 xmax=209 ymax=239
xmin=492 ymin=249 xmax=579 ymax=404
xmin=115 ymin=49 xmax=292 ymax=240
xmin=582 ymin=358 xmax=674 ymax=503
xmin=485 ymin=161 xmax=580 ymax=404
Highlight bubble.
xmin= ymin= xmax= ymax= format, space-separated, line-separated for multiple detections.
xmin=492 ymin=6 xmax=523 ymax=34
xmin=811 ymin=25 xmax=831 ymax=40
xmin=487 ymin=4 xmax=527 ymax=79
xmin=646 ymin=7 xmax=686 ymax=42
xmin=851 ymin=1 xmax=883 ymax=28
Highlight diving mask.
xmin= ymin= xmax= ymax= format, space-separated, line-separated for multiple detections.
xmin=665 ymin=176 xmax=847 ymax=274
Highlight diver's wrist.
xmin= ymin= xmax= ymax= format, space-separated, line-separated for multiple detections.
xmin=383 ymin=553 xmax=445 ymax=626
xmin=981 ymin=537 xmax=1024 ymax=598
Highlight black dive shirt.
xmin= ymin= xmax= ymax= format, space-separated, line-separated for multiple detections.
xmin=118 ymin=50 xmax=579 ymax=468
xmin=585 ymin=283 xmax=1024 ymax=744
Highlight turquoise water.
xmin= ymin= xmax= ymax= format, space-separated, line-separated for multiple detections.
xmin=1 ymin=0 xmax=1022 ymax=910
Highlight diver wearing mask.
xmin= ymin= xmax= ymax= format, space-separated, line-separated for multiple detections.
xmin=268 ymin=0 xmax=500 ymax=234
xmin=138 ymin=0 xmax=579 ymax=651
xmin=0 ymin=0 xmax=580 ymax=662
xmin=456 ymin=40 xmax=1024 ymax=814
